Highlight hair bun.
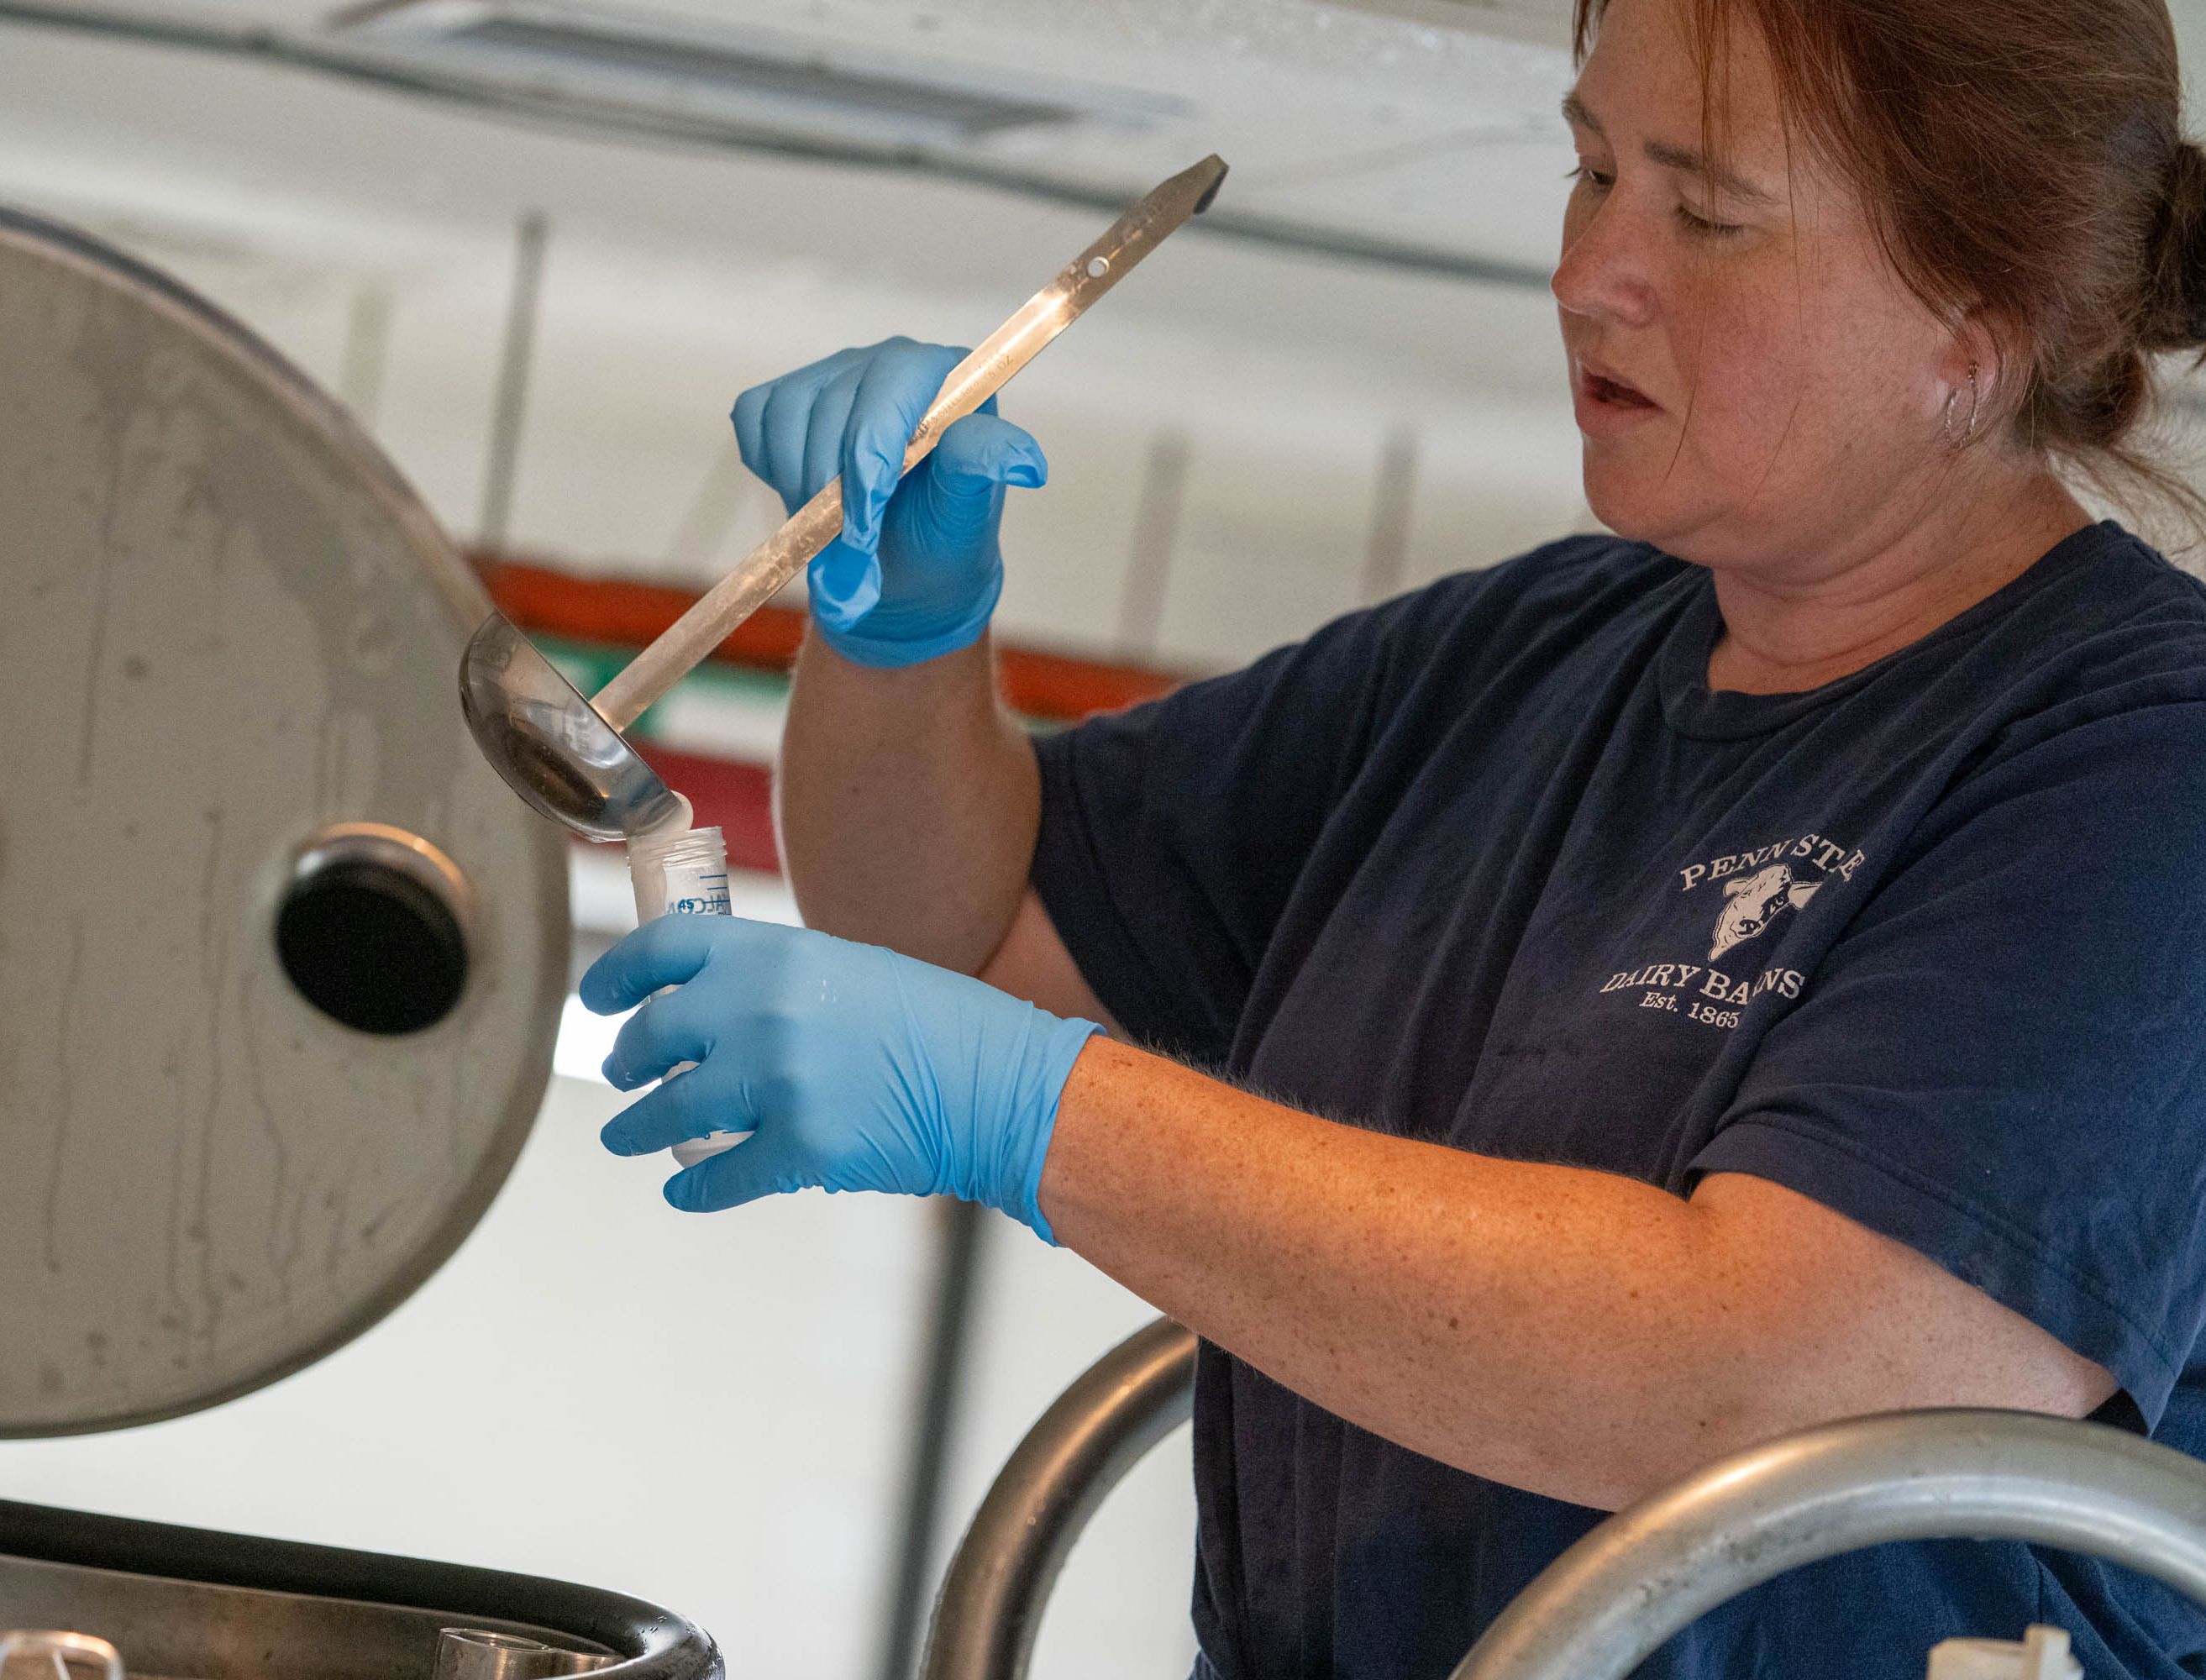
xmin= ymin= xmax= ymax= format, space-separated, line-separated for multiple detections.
xmin=2146 ymin=141 xmax=2206 ymax=350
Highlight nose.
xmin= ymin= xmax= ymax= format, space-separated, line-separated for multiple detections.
xmin=1552 ymin=192 xmax=1659 ymax=330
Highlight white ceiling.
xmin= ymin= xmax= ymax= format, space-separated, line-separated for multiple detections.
xmin=3 ymin=0 xmax=2204 ymax=673
xmin=0 ymin=0 xmax=1582 ymax=281
xmin=0 ymin=3 xmax=1598 ymax=674
xmin=12 ymin=0 xmax=2204 ymax=329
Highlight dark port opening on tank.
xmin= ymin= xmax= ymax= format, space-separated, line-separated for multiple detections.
xmin=276 ymin=827 xmax=471 ymax=1036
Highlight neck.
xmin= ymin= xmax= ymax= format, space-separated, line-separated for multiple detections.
xmin=1702 ymin=466 xmax=2091 ymax=696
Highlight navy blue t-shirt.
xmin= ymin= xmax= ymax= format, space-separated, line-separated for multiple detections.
xmin=1029 ymin=522 xmax=2206 ymax=1679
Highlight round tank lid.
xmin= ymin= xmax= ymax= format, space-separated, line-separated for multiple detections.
xmin=0 ymin=207 xmax=570 ymax=1435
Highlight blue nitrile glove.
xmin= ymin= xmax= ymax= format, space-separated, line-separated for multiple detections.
xmin=730 ymin=338 xmax=1049 ymax=669
xmin=580 ymin=915 xmax=1101 ymax=1240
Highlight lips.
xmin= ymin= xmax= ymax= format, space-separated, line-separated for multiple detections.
xmin=1577 ymin=356 xmax=1661 ymax=411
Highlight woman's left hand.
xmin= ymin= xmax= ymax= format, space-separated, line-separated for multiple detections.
xmin=580 ymin=916 xmax=1101 ymax=1239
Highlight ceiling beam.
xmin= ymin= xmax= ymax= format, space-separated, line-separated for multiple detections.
xmin=0 ymin=0 xmax=1557 ymax=293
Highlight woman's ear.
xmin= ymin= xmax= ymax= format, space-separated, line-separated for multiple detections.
xmin=1946 ymin=307 xmax=2021 ymax=431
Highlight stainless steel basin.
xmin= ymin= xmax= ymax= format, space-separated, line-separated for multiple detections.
xmin=0 ymin=1500 xmax=719 ymax=1680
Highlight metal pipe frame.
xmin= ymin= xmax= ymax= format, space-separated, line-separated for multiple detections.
xmin=923 ymin=1346 xmax=2206 ymax=1680
xmin=920 ymin=1317 xmax=1198 ymax=1680
xmin=1452 ymin=1409 xmax=2206 ymax=1680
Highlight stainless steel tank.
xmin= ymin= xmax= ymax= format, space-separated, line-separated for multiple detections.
xmin=0 ymin=203 xmax=717 ymax=1678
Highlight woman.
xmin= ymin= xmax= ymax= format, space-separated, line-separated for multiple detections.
xmin=584 ymin=0 xmax=2206 ymax=1670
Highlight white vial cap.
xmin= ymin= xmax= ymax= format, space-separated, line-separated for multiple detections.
xmin=1925 ymin=1628 xmax=2081 ymax=1680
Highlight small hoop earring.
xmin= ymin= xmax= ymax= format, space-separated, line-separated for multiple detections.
xmin=1942 ymin=364 xmax=1983 ymax=448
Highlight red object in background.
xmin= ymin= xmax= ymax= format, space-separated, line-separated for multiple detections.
xmin=475 ymin=557 xmax=1187 ymax=722
xmin=475 ymin=555 xmax=1194 ymax=877
xmin=632 ymin=743 xmax=781 ymax=873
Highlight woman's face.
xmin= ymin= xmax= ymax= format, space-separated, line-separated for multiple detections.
xmin=1557 ymin=0 xmax=1970 ymax=572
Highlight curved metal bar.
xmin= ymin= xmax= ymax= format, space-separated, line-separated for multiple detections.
xmin=0 ymin=1496 xmax=720 ymax=1680
xmin=0 ymin=1631 xmax=123 ymax=1680
xmin=921 ymin=1317 xmax=1198 ymax=1680
xmin=1452 ymin=1409 xmax=2206 ymax=1680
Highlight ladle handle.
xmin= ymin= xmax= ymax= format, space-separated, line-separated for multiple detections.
xmin=588 ymin=153 xmax=1228 ymax=733
xmin=589 ymin=329 xmax=1022 ymax=731
xmin=591 ymin=481 xmax=844 ymax=730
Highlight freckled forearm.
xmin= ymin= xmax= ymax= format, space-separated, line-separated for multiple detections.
xmin=779 ymin=631 xmax=1038 ymax=973
xmin=1037 ymin=1038 xmax=2113 ymax=1510
xmin=1038 ymin=1038 xmax=1764 ymax=1508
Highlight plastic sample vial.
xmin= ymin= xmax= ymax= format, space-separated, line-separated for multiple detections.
xmin=628 ymin=822 xmax=733 ymax=922
xmin=626 ymin=806 xmax=745 ymax=1169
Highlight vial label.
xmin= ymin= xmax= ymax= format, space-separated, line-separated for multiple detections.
xmin=623 ymin=824 xmax=747 ymax=1170
xmin=663 ymin=869 xmax=732 ymax=917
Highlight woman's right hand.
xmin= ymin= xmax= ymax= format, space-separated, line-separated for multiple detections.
xmin=731 ymin=337 xmax=1050 ymax=670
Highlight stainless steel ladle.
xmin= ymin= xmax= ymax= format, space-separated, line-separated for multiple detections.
xmin=460 ymin=155 xmax=1229 ymax=843
xmin=457 ymin=617 xmax=685 ymax=842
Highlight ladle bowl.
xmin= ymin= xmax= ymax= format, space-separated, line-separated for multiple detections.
xmin=458 ymin=613 xmax=684 ymax=843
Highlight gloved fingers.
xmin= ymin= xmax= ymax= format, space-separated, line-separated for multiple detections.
xmin=729 ymin=380 xmax=773 ymax=483
xmin=733 ymin=344 xmax=985 ymax=524
xmin=747 ymin=353 xmax=854 ymax=516
xmin=580 ymin=913 xmax=756 ymax=1014
xmin=754 ymin=367 xmax=832 ymax=514
xmin=600 ymin=1065 xmax=748 ymax=1158
xmin=801 ymin=357 xmax=869 ymax=508
xmin=924 ymin=412 xmax=1050 ymax=505
xmin=601 ymin=991 xmax=714 ymax=1091
xmin=842 ymin=339 xmax=966 ymax=553
xmin=664 ymin=1130 xmax=808 ymax=1214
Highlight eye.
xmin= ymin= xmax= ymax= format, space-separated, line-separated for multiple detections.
xmin=1566 ymin=164 xmax=1615 ymax=191
xmin=1675 ymin=205 xmax=1744 ymax=239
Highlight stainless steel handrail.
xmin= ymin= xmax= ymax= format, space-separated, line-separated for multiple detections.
xmin=921 ymin=1337 xmax=2206 ymax=1680
xmin=920 ymin=1318 xmax=1198 ymax=1680
xmin=1452 ymin=1409 xmax=2206 ymax=1680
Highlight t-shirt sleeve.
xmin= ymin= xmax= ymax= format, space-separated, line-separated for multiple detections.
xmin=1031 ymin=578 xmax=1470 ymax=1066
xmin=1692 ymin=701 xmax=2206 ymax=1425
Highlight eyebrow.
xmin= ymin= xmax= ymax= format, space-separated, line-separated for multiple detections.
xmin=1560 ymin=92 xmax=1778 ymax=207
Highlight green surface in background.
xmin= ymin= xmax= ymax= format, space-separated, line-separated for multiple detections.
xmin=533 ymin=634 xmax=791 ymax=742
xmin=528 ymin=633 xmax=1061 ymax=738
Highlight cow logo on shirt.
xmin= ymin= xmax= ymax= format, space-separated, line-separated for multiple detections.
xmin=1710 ymin=864 xmax=1821 ymax=961
xmin=1596 ymin=829 xmax=1867 ymax=1030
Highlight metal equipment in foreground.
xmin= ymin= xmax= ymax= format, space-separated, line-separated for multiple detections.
xmin=0 ymin=202 xmax=569 ymax=1436
xmin=458 ymin=154 xmax=1227 ymax=843
xmin=921 ymin=1317 xmax=1199 ymax=1680
xmin=1450 ymin=1408 xmax=2206 ymax=1680
xmin=0 ymin=205 xmax=714 ymax=1677
xmin=922 ymin=1324 xmax=2206 ymax=1680
xmin=431 ymin=1626 xmax=617 ymax=1680
xmin=0 ymin=1500 xmax=708 ymax=1680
